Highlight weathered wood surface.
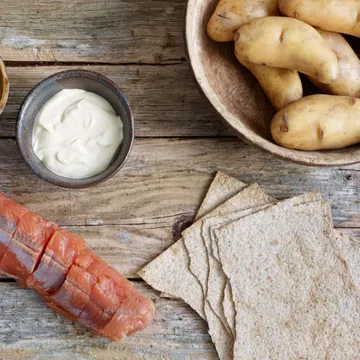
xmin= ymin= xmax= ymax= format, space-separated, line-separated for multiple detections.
xmin=0 ymin=282 xmax=217 ymax=360
xmin=0 ymin=65 xmax=231 ymax=138
xmin=1 ymin=0 xmax=360 ymax=358
xmin=0 ymin=0 xmax=186 ymax=64
xmin=0 ymin=138 xmax=358 ymax=228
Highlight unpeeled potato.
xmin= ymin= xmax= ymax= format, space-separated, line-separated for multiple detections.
xmin=237 ymin=59 xmax=303 ymax=110
xmin=279 ymin=0 xmax=360 ymax=38
xmin=271 ymin=95 xmax=360 ymax=150
xmin=207 ymin=0 xmax=279 ymax=42
xmin=309 ymin=29 xmax=360 ymax=98
xmin=234 ymin=17 xmax=339 ymax=84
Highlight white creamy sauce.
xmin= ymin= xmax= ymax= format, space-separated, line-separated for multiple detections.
xmin=32 ymin=89 xmax=123 ymax=179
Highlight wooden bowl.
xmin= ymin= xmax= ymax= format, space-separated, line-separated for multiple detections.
xmin=17 ymin=70 xmax=134 ymax=188
xmin=0 ymin=58 xmax=9 ymax=115
xmin=185 ymin=0 xmax=360 ymax=166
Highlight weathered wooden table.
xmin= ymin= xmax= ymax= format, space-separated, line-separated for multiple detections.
xmin=0 ymin=1 xmax=359 ymax=359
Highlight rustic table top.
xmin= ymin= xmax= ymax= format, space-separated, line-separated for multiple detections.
xmin=0 ymin=1 xmax=359 ymax=359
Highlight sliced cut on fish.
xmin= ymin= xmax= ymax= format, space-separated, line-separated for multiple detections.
xmin=48 ymin=248 xmax=107 ymax=318
xmin=0 ymin=195 xmax=28 ymax=260
xmin=98 ymin=285 xmax=156 ymax=341
xmin=27 ymin=229 xmax=86 ymax=294
xmin=46 ymin=301 xmax=78 ymax=322
xmin=79 ymin=267 xmax=155 ymax=340
xmin=77 ymin=267 xmax=126 ymax=331
xmin=0 ymin=211 xmax=58 ymax=279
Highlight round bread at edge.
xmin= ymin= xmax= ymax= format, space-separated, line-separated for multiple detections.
xmin=271 ymin=95 xmax=360 ymax=151
xmin=234 ymin=17 xmax=340 ymax=84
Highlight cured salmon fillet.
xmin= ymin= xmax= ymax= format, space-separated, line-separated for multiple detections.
xmin=0 ymin=195 xmax=28 ymax=261
xmin=77 ymin=267 xmax=131 ymax=331
xmin=27 ymin=228 xmax=86 ymax=294
xmin=0 ymin=192 xmax=155 ymax=341
xmin=47 ymin=248 xmax=108 ymax=318
xmin=76 ymin=266 xmax=155 ymax=340
xmin=96 ymin=268 xmax=155 ymax=341
xmin=99 ymin=288 xmax=155 ymax=341
xmin=0 ymin=212 xmax=58 ymax=279
xmin=48 ymin=258 xmax=155 ymax=340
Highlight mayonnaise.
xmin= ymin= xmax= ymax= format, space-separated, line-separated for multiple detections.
xmin=32 ymin=89 xmax=123 ymax=179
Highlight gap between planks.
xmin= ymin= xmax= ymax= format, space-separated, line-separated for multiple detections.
xmin=4 ymin=60 xmax=187 ymax=67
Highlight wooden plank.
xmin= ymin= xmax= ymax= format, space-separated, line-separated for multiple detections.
xmin=0 ymin=65 xmax=230 ymax=138
xmin=0 ymin=138 xmax=359 ymax=229
xmin=0 ymin=0 xmax=186 ymax=64
xmin=0 ymin=282 xmax=217 ymax=360
xmin=338 ymin=228 xmax=360 ymax=239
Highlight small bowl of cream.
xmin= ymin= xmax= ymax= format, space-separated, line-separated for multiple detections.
xmin=17 ymin=70 xmax=134 ymax=188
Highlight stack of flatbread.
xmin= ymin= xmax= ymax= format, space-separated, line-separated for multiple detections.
xmin=138 ymin=172 xmax=360 ymax=359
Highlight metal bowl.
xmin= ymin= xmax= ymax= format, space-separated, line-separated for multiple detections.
xmin=17 ymin=70 xmax=134 ymax=188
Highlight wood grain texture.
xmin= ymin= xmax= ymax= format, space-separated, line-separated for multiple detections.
xmin=0 ymin=282 xmax=217 ymax=360
xmin=0 ymin=65 xmax=230 ymax=138
xmin=1 ymin=0 xmax=359 ymax=358
xmin=0 ymin=0 xmax=185 ymax=64
xmin=0 ymin=138 xmax=358 ymax=228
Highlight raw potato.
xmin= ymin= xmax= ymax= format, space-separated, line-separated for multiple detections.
xmin=279 ymin=0 xmax=360 ymax=38
xmin=234 ymin=17 xmax=339 ymax=84
xmin=271 ymin=95 xmax=360 ymax=150
xmin=309 ymin=29 xmax=360 ymax=98
xmin=207 ymin=0 xmax=279 ymax=42
xmin=238 ymin=59 xmax=303 ymax=110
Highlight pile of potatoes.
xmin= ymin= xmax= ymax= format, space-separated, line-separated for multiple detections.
xmin=207 ymin=0 xmax=360 ymax=151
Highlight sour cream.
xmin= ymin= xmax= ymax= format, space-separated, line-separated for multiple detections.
xmin=32 ymin=89 xmax=123 ymax=179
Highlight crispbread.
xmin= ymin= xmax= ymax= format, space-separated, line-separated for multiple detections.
xmin=205 ymin=302 xmax=234 ymax=360
xmin=203 ymin=204 xmax=273 ymax=336
xmin=138 ymin=240 xmax=205 ymax=317
xmin=139 ymin=172 xmax=246 ymax=360
xmin=332 ymin=229 xmax=360 ymax=288
xmin=223 ymin=281 xmax=235 ymax=336
xmin=139 ymin=172 xmax=347 ymax=360
xmin=138 ymin=172 xmax=246 ymax=319
xmin=205 ymin=192 xmax=321 ymax=337
xmin=217 ymin=200 xmax=360 ymax=359
xmin=195 ymin=172 xmax=247 ymax=222
xmin=183 ymin=184 xmax=274 ymax=295
xmin=182 ymin=184 xmax=276 ymax=360
xmin=212 ymin=192 xmax=321 ymax=355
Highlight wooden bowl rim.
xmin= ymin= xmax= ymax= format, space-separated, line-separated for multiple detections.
xmin=0 ymin=57 xmax=9 ymax=116
xmin=184 ymin=0 xmax=360 ymax=167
